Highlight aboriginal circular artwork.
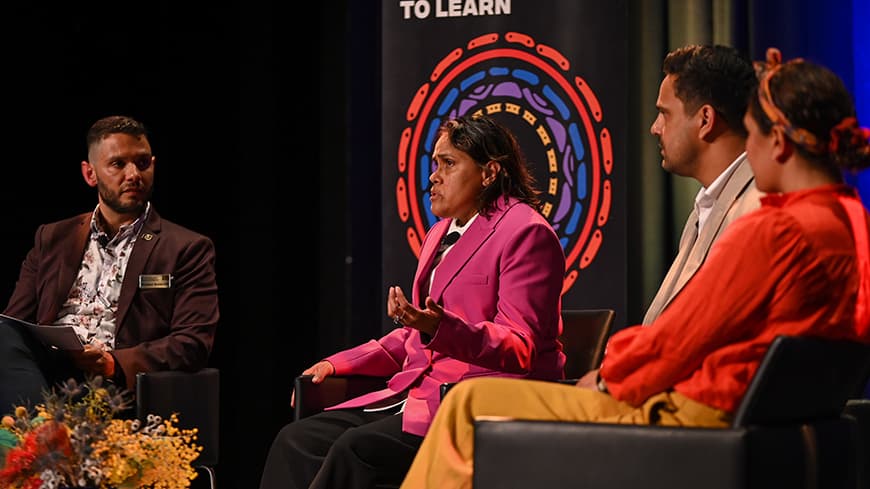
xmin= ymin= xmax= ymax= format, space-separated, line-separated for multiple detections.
xmin=394 ymin=32 xmax=613 ymax=294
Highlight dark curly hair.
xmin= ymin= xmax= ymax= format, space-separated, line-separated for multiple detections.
xmin=437 ymin=114 xmax=541 ymax=216
xmin=663 ymin=44 xmax=757 ymax=137
xmin=748 ymin=53 xmax=870 ymax=174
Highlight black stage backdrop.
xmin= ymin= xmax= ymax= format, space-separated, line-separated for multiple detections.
xmin=381 ymin=1 xmax=629 ymax=333
xmin=2 ymin=2 xmax=317 ymax=488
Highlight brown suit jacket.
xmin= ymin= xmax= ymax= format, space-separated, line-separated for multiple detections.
xmin=643 ymin=154 xmax=763 ymax=324
xmin=4 ymin=208 xmax=219 ymax=388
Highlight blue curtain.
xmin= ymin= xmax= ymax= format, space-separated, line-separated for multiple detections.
xmin=750 ymin=0 xmax=868 ymax=209
xmin=847 ymin=0 xmax=870 ymax=206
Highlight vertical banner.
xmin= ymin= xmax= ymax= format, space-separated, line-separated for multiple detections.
xmin=382 ymin=0 xmax=628 ymax=332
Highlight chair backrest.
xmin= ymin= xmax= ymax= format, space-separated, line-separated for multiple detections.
xmin=732 ymin=335 xmax=870 ymax=428
xmin=136 ymin=368 xmax=220 ymax=468
xmin=559 ymin=309 xmax=615 ymax=378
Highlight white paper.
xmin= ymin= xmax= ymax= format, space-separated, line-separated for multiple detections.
xmin=0 ymin=313 xmax=84 ymax=350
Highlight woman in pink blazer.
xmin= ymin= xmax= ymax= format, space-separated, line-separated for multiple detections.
xmin=260 ymin=114 xmax=566 ymax=489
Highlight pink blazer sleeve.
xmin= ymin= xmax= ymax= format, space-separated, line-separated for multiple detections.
xmin=325 ymin=327 xmax=408 ymax=377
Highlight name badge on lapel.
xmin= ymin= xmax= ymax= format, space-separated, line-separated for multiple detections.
xmin=139 ymin=274 xmax=173 ymax=289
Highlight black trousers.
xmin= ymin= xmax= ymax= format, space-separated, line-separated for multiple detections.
xmin=259 ymin=408 xmax=424 ymax=489
xmin=0 ymin=317 xmax=81 ymax=414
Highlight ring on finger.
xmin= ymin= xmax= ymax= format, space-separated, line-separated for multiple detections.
xmin=393 ymin=314 xmax=401 ymax=325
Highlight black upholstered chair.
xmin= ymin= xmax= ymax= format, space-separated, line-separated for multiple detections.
xmin=559 ymin=308 xmax=615 ymax=378
xmin=472 ymin=335 xmax=870 ymax=489
xmin=136 ymin=368 xmax=220 ymax=489
xmin=844 ymin=398 xmax=870 ymax=489
xmin=294 ymin=309 xmax=617 ymax=419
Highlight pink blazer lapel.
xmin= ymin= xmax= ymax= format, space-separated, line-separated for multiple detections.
xmin=413 ymin=222 xmax=448 ymax=305
xmin=428 ymin=198 xmax=517 ymax=302
xmin=428 ymin=221 xmax=491 ymax=301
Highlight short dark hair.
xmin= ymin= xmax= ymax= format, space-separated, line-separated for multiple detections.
xmin=86 ymin=115 xmax=149 ymax=152
xmin=662 ymin=44 xmax=757 ymax=137
xmin=438 ymin=114 xmax=541 ymax=215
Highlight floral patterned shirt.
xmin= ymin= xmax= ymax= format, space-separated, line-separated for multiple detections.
xmin=53 ymin=203 xmax=151 ymax=349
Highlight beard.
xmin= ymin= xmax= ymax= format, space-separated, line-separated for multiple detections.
xmin=97 ymin=179 xmax=152 ymax=215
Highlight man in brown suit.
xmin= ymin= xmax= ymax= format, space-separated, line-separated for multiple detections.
xmin=643 ymin=45 xmax=763 ymax=324
xmin=0 ymin=115 xmax=218 ymax=411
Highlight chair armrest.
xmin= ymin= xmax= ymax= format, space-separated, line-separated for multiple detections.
xmin=473 ymin=419 xmax=748 ymax=489
xmin=294 ymin=375 xmax=388 ymax=420
xmin=472 ymin=417 xmax=858 ymax=489
xmin=845 ymin=399 xmax=870 ymax=488
xmin=440 ymin=382 xmax=455 ymax=400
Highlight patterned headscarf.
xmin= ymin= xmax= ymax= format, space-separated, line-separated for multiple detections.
xmin=755 ymin=47 xmax=870 ymax=156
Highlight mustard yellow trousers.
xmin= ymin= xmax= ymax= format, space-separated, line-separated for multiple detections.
xmin=400 ymin=377 xmax=731 ymax=489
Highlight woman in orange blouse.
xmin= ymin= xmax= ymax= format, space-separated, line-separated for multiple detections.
xmin=399 ymin=48 xmax=870 ymax=489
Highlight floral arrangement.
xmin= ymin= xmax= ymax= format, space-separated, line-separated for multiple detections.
xmin=0 ymin=376 xmax=202 ymax=489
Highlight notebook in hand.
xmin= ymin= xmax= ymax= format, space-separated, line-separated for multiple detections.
xmin=0 ymin=313 xmax=84 ymax=350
